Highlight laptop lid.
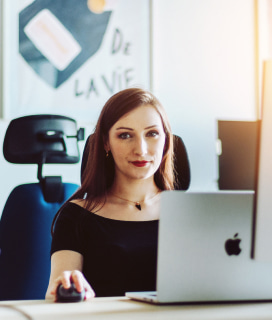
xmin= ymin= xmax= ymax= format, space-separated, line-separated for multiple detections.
xmin=155 ymin=191 xmax=272 ymax=303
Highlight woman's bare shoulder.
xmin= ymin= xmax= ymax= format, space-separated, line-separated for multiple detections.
xmin=69 ymin=197 xmax=105 ymax=215
xmin=70 ymin=199 xmax=86 ymax=208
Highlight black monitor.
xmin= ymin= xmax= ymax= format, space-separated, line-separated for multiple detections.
xmin=217 ymin=120 xmax=259 ymax=190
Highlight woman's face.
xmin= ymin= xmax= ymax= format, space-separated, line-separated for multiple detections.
xmin=106 ymin=104 xmax=166 ymax=182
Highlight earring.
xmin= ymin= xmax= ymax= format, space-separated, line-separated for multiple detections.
xmin=106 ymin=150 xmax=109 ymax=157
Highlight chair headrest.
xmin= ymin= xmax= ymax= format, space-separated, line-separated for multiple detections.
xmin=3 ymin=115 xmax=84 ymax=165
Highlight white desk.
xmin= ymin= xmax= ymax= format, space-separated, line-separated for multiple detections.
xmin=1 ymin=297 xmax=272 ymax=320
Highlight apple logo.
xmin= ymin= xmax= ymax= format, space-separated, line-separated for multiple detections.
xmin=224 ymin=233 xmax=242 ymax=256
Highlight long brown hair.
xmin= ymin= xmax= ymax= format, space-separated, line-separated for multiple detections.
xmin=52 ymin=88 xmax=175 ymax=232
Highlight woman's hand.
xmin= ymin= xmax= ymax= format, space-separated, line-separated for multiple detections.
xmin=46 ymin=250 xmax=95 ymax=301
xmin=49 ymin=270 xmax=95 ymax=301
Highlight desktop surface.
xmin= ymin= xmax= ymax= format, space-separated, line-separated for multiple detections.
xmin=1 ymin=297 xmax=272 ymax=320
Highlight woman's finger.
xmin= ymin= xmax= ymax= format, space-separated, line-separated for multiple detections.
xmin=70 ymin=270 xmax=84 ymax=292
xmin=61 ymin=271 xmax=72 ymax=288
xmin=70 ymin=270 xmax=95 ymax=299
xmin=50 ymin=270 xmax=72 ymax=296
xmin=84 ymin=286 xmax=95 ymax=300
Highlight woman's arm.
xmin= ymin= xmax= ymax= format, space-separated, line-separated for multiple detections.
xmin=45 ymin=250 xmax=95 ymax=301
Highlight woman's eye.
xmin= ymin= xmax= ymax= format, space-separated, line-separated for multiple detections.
xmin=119 ymin=132 xmax=131 ymax=139
xmin=147 ymin=131 xmax=159 ymax=137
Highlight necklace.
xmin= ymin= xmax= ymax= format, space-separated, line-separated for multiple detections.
xmin=110 ymin=191 xmax=161 ymax=211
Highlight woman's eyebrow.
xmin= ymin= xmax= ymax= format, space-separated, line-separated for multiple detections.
xmin=115 ymin=124 xmax=160 ymax=131
xmin=144 ymin=125 xmax=160 ymax=130
xmin=115 ymin=126 xmax=133 ymax=131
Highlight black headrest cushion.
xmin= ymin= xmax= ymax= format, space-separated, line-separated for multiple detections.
xmin=3 ymin=115 xmax=82 ymax=164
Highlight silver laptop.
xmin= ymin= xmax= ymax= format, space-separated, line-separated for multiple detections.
xmin=126 ymin=191 xmax=272 ymax=304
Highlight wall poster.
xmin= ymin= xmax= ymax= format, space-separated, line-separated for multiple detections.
xmin=3 ymin=0 xmax=151 ymax=123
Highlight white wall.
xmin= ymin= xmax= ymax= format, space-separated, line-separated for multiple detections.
xmin=152 ymin=0 xmax=257 ymax=191
xmin=258 ymin=0 xmax=272 ymax=108
xmin=0 ymin=0 xmax=258 ymax=214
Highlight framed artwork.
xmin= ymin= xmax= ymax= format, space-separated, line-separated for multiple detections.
xmin=2 ymin=0 xmax=151 ymax=123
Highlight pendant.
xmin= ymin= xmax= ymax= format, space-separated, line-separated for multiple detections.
xmin=135 ymin=202 xmax=141 ymax=211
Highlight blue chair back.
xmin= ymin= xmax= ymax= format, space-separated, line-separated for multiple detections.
xmin=0 ymin=183 xmax=78 ymax=300
xmin=0 ymin=115 xmax=84 ymax=300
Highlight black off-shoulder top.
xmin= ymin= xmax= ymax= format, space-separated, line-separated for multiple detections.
xmin=51 ymin=202 xmax=159 ymax=297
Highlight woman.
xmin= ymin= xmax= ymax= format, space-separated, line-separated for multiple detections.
xmin=46 ymin=88 xmax=175 ymax=300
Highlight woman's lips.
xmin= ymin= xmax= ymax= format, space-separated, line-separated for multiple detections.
xmin=131 ymin=161 xmax=149 ymax=167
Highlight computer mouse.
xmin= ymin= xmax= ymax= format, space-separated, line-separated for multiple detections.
xmin=56 ymin=282 xmax=85 ymax=303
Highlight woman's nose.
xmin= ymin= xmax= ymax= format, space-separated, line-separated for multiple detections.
xmin=133 ymin=137 xmax=147 ymax=155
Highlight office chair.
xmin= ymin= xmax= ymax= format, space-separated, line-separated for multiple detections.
xmin=0 ymin=115 xmax=84 ymax=300
xmin=81 ymin=134 xmax=190 ymax=190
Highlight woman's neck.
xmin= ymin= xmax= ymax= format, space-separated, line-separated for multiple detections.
xmin=109 ymin=177 xmax=160 ymax=203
